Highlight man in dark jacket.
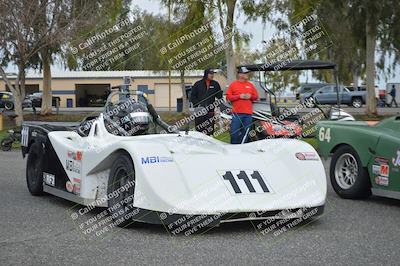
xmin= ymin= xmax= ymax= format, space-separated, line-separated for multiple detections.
xmin=190 ymin=68 xmax=223 ymax=135
xmin=389 ymin=84 xmax=398 ymax=108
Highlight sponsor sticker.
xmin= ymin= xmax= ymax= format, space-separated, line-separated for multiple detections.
xmin=372 ymin=165 xmax=381 ymax=175
xmin=141 ymin=156 xmax=173 ymax=164
xmin=73 ymin=178 xmax=81 ymax=194
xmin=43 ymin=172 xmax=55 ymax=187
xmin=67 ymin=150 xmax=82 ymax=161
xmin=66 ymin=159 xmax=81 ymax=174
xmin=375 ymin=176 xmax=389 ymax=186
xmin=66 ymin=181 xmax=74 ymax=192
xmin=373 ymin=157 xmax=390 ymax=177
xmin=66 ymin=150 xmax=82 ymax=174
xmin=295 ymin=152 xmax=319 ymax=161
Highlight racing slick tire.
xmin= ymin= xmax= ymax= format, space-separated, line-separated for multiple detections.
xmin=26 ymin=142 xmax=45 ymax=195
xmin=330 ymin=145 xmax=371 ymax=199
xmin=107 ymin=153 xmax=136 ymax=228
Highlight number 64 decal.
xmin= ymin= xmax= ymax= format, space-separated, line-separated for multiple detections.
xmin=220 ymin=170 xmax=271 ymax=194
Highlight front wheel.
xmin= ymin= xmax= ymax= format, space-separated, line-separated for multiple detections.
xmin=107 ymin=154 xmax=136 ymax=228
xmin=26 ymin=142 xmax=45 ymax=195
xmin=330 ymin=145 xmax=371 ymax=199
xmin=351 ymin=97 xmax=362 ymax=108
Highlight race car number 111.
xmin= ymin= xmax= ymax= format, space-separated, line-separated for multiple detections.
xmin=220 ymin=170 xmax=270 ymax=194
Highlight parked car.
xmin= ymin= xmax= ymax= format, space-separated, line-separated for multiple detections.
xmin=0 ymin=92 xmax=14 ymax=110
xmin=301 ymin=84 xmax=366 ymax=108
xmin=295 ymin=83 xmax=335 ymax=100
xmin=23 ymin=92 xmax=61 ymax=109
xmin=345 ymin=85 xmax=366 ymax=91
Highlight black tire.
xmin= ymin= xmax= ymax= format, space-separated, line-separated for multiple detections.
xmin=351 ymin=97 xmax=362 ymax=108
xmin=107 ymin=154 xmax=136 ymax=228
xmin=26 ymin=142 xmax=44 ymax=195
xmin=1 ymin=138 xmax=12 ymax=151
xmin=330 ymin=145 xmax=371 ymax=199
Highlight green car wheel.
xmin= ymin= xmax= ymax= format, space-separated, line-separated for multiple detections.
xmin=330 ymin=145 xmax=371 ymax=199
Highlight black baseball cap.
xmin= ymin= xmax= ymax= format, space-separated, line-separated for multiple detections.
xmin=237 ymin=66 xmax=251 ymax=74
xmin=205 ymin=68 xmax=216 ymax=74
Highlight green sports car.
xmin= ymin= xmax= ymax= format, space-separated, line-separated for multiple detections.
xmin=317 ymin=116 xmax=400 ymax=200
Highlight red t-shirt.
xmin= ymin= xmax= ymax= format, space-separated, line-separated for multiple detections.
xmin=205 ymin=79 xmax=211 ymax=88
xmin=226 ymin=80 xmax=258 ymax=114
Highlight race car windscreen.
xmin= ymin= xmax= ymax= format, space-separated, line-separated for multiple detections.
xmin=103 ymin=90 xmax=154 ymax=136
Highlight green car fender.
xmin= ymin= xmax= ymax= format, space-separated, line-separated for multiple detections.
xmin=316 ymin=121 xmax=380 ymax=167
xmin=317 ymin=116 xmax=400 ymax=197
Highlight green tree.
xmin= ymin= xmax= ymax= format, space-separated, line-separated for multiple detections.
xmin=350 ymin=0 xmax=400 ymax=115
xmin=161 ymin=0 xmax=216 ymax=112
xmin=277 ymin=0 xmax=400 ymax=115
xmin=0 ymin=0 xmax=53 ymax=125
xmin=36 ymin=0 xmax=121 ymax=115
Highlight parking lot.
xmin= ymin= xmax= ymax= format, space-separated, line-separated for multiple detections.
xmin=1 ymin=150 xmax=399 ymax=265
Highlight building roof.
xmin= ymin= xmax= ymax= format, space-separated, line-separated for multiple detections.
xmin=5 ymin=70 xmax=205 ymax=79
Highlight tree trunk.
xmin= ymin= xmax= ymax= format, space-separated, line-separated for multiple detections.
xmin=41 ymin=50 xmax=53 ymax=115
xmin=0 ymin=65 xmax=24 ymax=126
xmin=225 ymin=40 xmax=236 ymax=84
xmin=180 ymin=70 xmax=189 ymax=113
xmin=226 ymin=0 xmax=236 ymax=83
xmin=352 ymin=66 xmax=359 ymax=90
xmin=365 ymin=20 xmax=377 ymax=115
xmin=13 ymin=90 xmax=24 ymax=126
xmin=217 ymin=0 xmax=236 ymax=83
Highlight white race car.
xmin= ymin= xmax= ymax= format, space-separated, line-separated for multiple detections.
xmin=21 ymin=90 xmax=327 ymax=229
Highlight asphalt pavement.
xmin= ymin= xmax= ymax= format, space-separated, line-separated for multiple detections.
xmin=1 ymin=150 xmax=400 ymax=266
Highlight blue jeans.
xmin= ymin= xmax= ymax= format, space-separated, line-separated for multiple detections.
xmin=230 ymin=113 xmax=253 ymax=144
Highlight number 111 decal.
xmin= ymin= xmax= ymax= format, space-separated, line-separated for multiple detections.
xmin=220 ymin=170 xmax=271 ymax=194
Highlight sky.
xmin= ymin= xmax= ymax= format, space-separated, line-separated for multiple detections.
xmin=132 ymin=0 xmax=269 ymax=49
xmin=5 ymin=0 xmax=399 ymax=89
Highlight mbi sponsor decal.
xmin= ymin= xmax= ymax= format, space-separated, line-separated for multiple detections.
xmin=141 ymin=156 xmax=173 ymax=164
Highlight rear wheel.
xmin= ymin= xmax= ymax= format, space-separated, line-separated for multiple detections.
xmin=107 ymin=154 xmax=136 ymax=228
xmin=351 ymin=97 xmax=362 ymax=108
xmin=330 ymin=145 xmax=371 ymax=199
xmin=26 ymin=142 xmax=44 ymax=195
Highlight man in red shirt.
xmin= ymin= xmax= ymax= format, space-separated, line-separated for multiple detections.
xmin=226 ymin=66 xmax=258 ymax=144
